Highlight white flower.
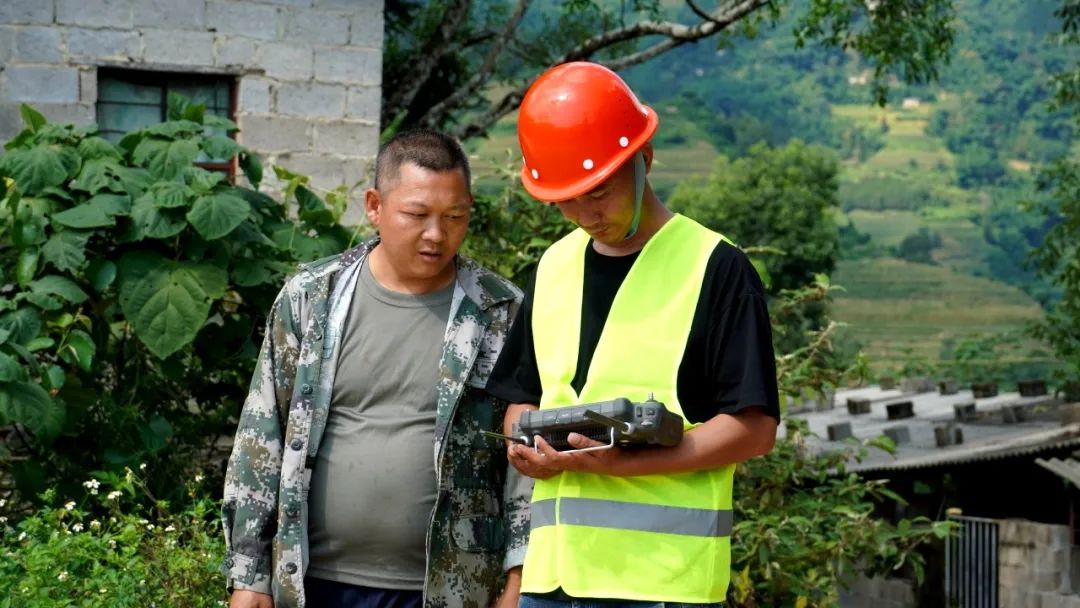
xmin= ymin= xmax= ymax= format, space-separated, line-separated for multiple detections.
xmin=108 ymin=540 xmax=117 ymax=549
xmin=164 ymin=525 xmax=176 ymax=533
xmin=139 ymin=463 xmax=147 ymax=471
xmin=17 ymin=532 xmax=26 ymax=541
xmin=64 ymin=501 xmax=76 ymax=511
xmin=82 ymin=479 xmax=101 ymax=495
xmin=0 ymin=498 xmax=6 ymax=508
xmin=146 ymin=524 xmax=155 ymax=531
xmin=194 ymin=473 xmax=205 ymax=483
xmin=72 ymin=523 xmax=84 ymax=532
xmin=58 ymin=571 xmax=68 ymax=581
xmin=0 ymin=516 xmax=7 ymax=524
xmin=100 ymin=588 xmax=108 ymax=594
xmin=90 ymin=520 xmax=101 ymax=529
xmin=107 ymin=491 xmax=122 ymax=501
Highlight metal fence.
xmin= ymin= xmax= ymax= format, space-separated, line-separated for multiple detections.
xmin=945 ymin=514 xmax=999 ymax=608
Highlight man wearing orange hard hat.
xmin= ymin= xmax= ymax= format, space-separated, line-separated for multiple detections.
xmin=485 ymin=62 xmax=781 ymax=607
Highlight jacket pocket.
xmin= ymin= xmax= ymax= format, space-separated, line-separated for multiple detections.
xmin=451 ymin=514 xmax=506 ymax=553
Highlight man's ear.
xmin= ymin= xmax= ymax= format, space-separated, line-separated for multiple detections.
xmin=641 ymin=142 xmax=654 ymax=174
xmin=364 ymin=188 xmax=382 ymax=228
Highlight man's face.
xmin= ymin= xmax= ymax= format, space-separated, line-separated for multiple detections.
xmin=365 ymin=162 xmax=472 ymax=291
xmin=553 ymin=145 xmax=651 ymax=247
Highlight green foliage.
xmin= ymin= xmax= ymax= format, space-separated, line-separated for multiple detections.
xmin=0 ymin=101 xmax=355 ymax=507
xmin=669 ymin=140 xmax=841 ymax=295
xmin=730 ymin=419 xmax=947 ymax=607
xmin=0 ymin=471 xmax=224 ymax=607
xmin=895 ymin=227 xmax=942 ymax=265
xmin=1025 ymin=0 xmax=1080 ymax=385
xmin=462 ymin=151 xmax=573 ymax=287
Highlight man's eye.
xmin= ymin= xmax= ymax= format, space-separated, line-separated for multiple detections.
xmin=405 ymin=212 xmax=425 ymax=218
xmin=446 ymin=214 xmax=466 ymax=220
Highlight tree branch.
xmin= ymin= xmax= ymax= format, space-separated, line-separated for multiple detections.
xmin=384 ymin=0 xmax=473 ymax=124
xmin=422 ymin=0 xmax=532 ymax=130
xmin=451 ymin=0 xmax=768 ymax=140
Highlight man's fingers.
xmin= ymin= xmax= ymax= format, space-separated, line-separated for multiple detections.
xmin=567 ymin=432 xmax=604 ymax=448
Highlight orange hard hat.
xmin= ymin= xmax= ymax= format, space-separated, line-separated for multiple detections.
xmin=518 ymin=62 xmax=658 ymax=203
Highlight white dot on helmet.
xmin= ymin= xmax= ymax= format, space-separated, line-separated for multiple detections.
xmin=583 ymin=159 xmax=594 ymax=170
xmin=619 ymin=137 xmax=629 ymax=148
xmin=531 ymin=169 xmax=540 ymax=180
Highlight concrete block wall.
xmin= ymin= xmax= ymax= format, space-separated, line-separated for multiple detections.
xmin=0 ymin=0 xmax=383 ymax=223
xmin=839 ymin=575 xmax=916 ymax=608
xmin=999 ymin=519 xmax=1080 ymax=608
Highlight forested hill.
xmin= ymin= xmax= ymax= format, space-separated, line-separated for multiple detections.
xmin=613 ymin=0 xmax=1072 ymax=373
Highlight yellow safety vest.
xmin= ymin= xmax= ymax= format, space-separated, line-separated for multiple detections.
xmin=523 ymin=213 xmax=735 ymax=603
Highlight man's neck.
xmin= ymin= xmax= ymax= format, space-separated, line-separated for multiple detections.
xmin=367 ymin=245 xmax=456 ymax=294
xmin=591 ymin=195 xmax=674 ymax=257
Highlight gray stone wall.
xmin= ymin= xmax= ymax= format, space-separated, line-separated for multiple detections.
xmin=840 ymin=575 xmax=916 ymax=608
xmin=0 ymin=0 xmax=383 ymax=221
xmin=999 ymin=519 xmax=1080 ymax=608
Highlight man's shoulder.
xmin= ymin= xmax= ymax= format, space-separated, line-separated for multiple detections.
xmin=456 ymin=255 xmax=523 ymax=309
xmin=280 ymin=243 xmax=369 ymax=297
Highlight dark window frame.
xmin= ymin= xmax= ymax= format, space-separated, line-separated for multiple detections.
xmin=95 ymin=68 xmax=239 ymax=180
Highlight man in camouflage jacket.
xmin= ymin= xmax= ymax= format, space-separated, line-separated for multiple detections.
xmin=221 ymin=132 xmax=528 ymax=608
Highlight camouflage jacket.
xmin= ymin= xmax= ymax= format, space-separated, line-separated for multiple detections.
xmin=221 ymin=238 xmax=529 ymax=608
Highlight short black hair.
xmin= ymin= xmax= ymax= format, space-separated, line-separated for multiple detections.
xmin=374 ymin=129 xmax=471 ymax=192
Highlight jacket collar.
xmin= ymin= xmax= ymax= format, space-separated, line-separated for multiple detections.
xmin=337 ymin=237 xmax=516 ymax=312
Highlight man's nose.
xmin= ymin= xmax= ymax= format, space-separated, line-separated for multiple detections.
xmin=422 ymin=217 xmax=447 ymax=242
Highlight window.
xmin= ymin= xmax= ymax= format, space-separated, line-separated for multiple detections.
xmin=95 ymin=69 xmax=237 ymax=174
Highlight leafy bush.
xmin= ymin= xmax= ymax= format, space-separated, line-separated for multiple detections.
xmin=0 ymin=99 xmax=357 ymax=506
xmin=0 ymin=470 xmax=224 ymax=607
xmin=730 ymin=420 xmax=949 ymax=607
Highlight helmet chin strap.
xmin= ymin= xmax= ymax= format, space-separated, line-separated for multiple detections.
xmin=623 ymin=151 xmax=647 ymax=240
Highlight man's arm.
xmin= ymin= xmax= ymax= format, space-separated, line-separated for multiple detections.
xmin=222 ymin=287 xmax=302 ymax=599
xmin=508 ymin=406 xmax=777 ymax=478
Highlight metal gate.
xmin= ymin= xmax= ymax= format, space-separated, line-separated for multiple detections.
xmin=945 ymin=514 xmax=999 ymax=608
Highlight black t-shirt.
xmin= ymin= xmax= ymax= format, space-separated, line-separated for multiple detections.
xmin=486 ymin=239 xmax=780 ymax=422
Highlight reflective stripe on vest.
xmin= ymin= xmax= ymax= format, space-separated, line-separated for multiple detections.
xmin=523 ymin=214 xmax=735 ymax=603
xmin=530 ymin=498 xmax=734 ymax=537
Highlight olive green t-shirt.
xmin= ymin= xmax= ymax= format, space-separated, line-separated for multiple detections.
xmin=307 ymin=260 xmax=453 ymax=589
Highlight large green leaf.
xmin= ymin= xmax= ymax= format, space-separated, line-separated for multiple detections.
xmin=133 ymin=138 xmax=200 ymax=180
xmin=29 ymin=275 xmax=88 ymax=304
xmin=113 ymin=166 xmax=154 ymax=196
xmin=59 ymin=329 xmax=95 ymax=372
xmin=296 ymin=186 xmax=335 ymax=226
xmin=187 ymin=190 xmax=251 ymax=240
xmin=24 ymin=293 xmax=62 ymax=311
xmin=202 ymin=135 xmax=241 ymax=161
xmin=0 ymin=351 xmax=25 ymax=382
xmin=143 ymin=120 xmax=204 ymax=139
xmin=129 ymin=192 xmax=188 ymax=240
xmin=117 ymin=252 xmax=228 ymax=358
xmin=185 ymin=167 xmax=226 ymax=195
xmin=0 ymin=144 xmax=81 ymax=195
xmin=239 ymin=151 xmax=263 ymax=189
xmin=1 ymin=381 xmax=64 ymax=441
xmin=70 ymin=158 xmax=121 ymax=195
xmin=16 ymin=248 xmax=39 ymax=286
xmin=42 ymin=229 xmax=91 ymax=273
xmin=19 ymin=104 xmax=47 ymax=133
xmin=86 ymin=259 xmax=117 ymax=292
xmin=142 ymin=181 xmax=194 ymax=209
xmin=51 ymin=200 xmax=115 ymax=228
xmin=233 ymin=258 xmax=291 ymax=287
xmin=0 ymin=308 xmax=41 ymax=346
xmin=87 ymin=193 xmax=131 ymax=216
xmin=77 ymin=136 xmax=122 ymax=161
